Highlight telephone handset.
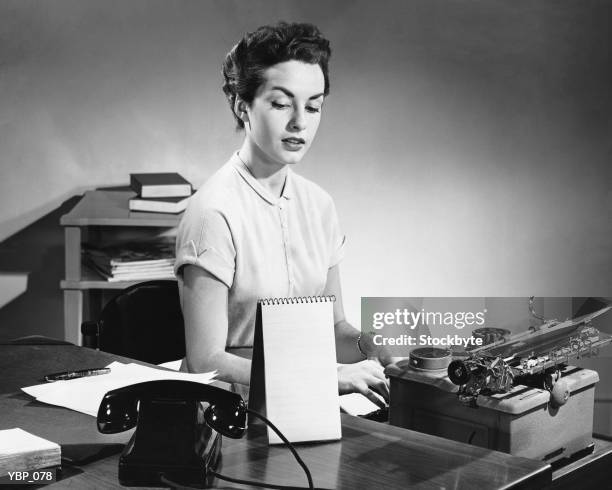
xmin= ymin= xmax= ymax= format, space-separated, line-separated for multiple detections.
xmin=97 ymin=380 xmax=246 ymax=487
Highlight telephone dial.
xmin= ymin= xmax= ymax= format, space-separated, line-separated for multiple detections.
xmin=97 ymin=380 xmax=247 ymax=487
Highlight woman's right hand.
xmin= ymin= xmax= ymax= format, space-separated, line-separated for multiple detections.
xmin=337 ymin=360 xmax=389 ymax=409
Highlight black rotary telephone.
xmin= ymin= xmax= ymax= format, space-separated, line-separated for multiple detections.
xmin=97 ymin=380 xmax=246 ymax=488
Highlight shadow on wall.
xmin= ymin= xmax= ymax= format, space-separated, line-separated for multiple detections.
xmin=0 ymin=195 xmax=82 ymax=342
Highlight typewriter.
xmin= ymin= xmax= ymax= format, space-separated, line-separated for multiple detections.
xmin=385 ymin=298 xmax=612 ymax=463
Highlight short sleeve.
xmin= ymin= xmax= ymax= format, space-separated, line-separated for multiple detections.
xmin=174 ymin=202 xmax=236 ymax=288
xmin=328 ymin=200 xmax=346 ymax=269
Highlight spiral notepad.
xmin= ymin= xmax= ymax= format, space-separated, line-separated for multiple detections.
xmin=258 ymin=295 xmax=336 ymax=305
xmin=249 ymin=295 xmax=341 ymax=444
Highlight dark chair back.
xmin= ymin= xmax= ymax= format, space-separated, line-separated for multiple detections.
xmin=81 ymin=280 xmax=185 ymax=364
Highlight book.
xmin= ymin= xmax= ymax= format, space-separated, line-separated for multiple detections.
xmin=130 ymin=173 xmax=192 ymax=198
xmin=91 ymin=261 xmax=175 ymax=274
xmin=82 ymin=240 xmax=176 ymax=282
xmin=0 ymin=428 xmax=61 ymax=476
xmin=85 ymin=261 xmax=175 ymax=282
xmin=249 ymin=296 xmax=341 ymax=444
xmin=83 ymin=241 xmax=175 ymax=267
xmin=129 ymin=195 xmax=191 ymax=214
xmin=103 ymin=266 xmax=174 ymax=282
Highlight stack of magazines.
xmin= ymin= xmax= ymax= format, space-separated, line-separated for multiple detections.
xmin=83 ymin=241 xmax=175 ymax=282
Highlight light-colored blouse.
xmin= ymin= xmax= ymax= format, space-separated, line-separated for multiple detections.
xmin=174 ymin=152 xmax=345 ymax=348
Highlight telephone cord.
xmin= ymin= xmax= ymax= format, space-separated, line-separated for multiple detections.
xmin=161 ymin=406 xmax=319 ymax=490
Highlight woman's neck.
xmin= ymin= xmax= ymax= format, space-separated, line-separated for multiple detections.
xmin=238 ymin=141 xmax=288 ymax=199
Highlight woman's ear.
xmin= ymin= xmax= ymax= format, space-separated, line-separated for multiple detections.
xmin=234 ymin=97 xmax=250 ymax=125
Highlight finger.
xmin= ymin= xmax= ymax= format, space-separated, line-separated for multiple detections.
xmin=361 ymin=388 xmax=386 ymax=409
xmin=369 ymin=378 xmax=390 ymax=403
xmin=363 ymin=361 xmax=388 ymax=383
xmin=378 ymin=353 xmax=392 ymax=367
xmin=362 ymin=358 xmax=383 ymax=373
xmin=371 ymin=365 xmax=388 ymax=382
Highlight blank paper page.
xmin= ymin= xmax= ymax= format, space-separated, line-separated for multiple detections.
xmin=261 ymin=299 xmax=341 ymax=444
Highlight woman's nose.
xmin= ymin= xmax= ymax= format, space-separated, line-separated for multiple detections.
xmin=289 ymin=109 xmax=306 ymax=131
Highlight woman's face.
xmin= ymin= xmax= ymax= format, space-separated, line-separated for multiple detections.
xmin=243 ymin=60 xmax=325 ymax=167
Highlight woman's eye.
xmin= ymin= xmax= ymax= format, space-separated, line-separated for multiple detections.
xmin=306 ymin=106 xmax=321 ymax=114
xmin=271 ymin=101 xmax=290 ymax=109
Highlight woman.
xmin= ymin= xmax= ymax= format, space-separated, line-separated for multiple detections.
xmin=175 ymin=22 xmax=391 ymax=407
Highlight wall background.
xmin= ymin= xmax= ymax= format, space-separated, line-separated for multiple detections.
xmin=1 ymin=0 xmax=611 ymax=425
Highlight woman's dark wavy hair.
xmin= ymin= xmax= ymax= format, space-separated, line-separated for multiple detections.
xmin=222 ymin=22 xmax=331 ymax=129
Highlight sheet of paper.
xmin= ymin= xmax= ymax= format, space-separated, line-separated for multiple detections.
xmin=157 ymin=359 xmax=182 ymax=371
xmin=22 ymin=362 xmax=216 ymax=417
xmin=339 ymin=392 xmax=382 ymax=417
xmin=261 ymin=300 xmax=341 ymax=444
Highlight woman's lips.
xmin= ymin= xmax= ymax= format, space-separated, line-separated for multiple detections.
xmin=282 ymin=137 xmax=305 ymax=144
xmin=282 ymin=137 xmax=306 ymax=150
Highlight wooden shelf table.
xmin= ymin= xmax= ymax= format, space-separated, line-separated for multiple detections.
xmin=60 ymin=190 xmax=181 ymax=344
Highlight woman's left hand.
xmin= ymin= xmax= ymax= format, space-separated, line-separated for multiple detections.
xmin=337 ymin=360 xmax=389 ymax=408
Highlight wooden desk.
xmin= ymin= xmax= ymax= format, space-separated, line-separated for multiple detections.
xmin=550 ymin=437 xmax=612 ymax=489
xmin=0 ymin=344 xmax=552 ymax=489
xmin=60 ymin=190 xmax=181 ymax=344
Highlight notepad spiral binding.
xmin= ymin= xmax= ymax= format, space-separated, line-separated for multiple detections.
xmin=258 ymin=295 xmax=336 ymax=305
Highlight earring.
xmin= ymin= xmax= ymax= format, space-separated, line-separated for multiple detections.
xmin=239 ymin=107 xmax=249 ymax=124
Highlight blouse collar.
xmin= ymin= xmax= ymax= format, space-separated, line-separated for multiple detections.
xmin=230 ymin=152 xmax=293 ymax=205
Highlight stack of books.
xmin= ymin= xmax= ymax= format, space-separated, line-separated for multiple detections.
xmin=83 ymin=241 xmax=175 ymax=282
xmin=129 ymin=172 xmax=193 ymax=213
